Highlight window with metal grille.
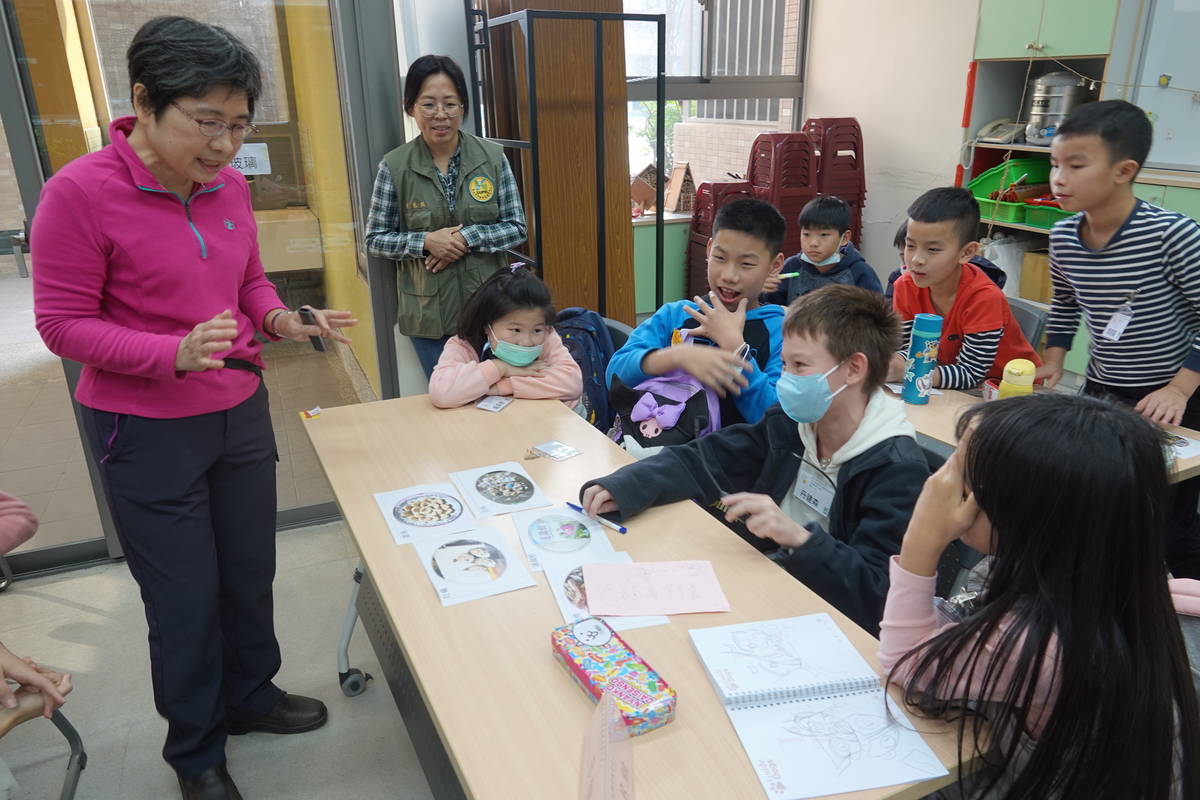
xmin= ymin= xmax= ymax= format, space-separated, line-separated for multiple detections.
xmin=696 ymin=0 xmax=787 ymax=121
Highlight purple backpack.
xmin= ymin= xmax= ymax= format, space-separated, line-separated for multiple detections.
xmin=608 ymin=370 xmax=722 ymax=450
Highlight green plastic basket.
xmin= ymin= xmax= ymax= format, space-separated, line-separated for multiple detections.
xmin=967 ymin=158 xmax=1052 ymax=200
xmin=1025 ymin=204 xmax=1074 ymax=228
xmin=978 ymin=198 xmax=1026 ymax=223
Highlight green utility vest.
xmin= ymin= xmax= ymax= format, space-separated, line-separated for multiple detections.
xmin=383 ymin=132 xmax=510 ymax=338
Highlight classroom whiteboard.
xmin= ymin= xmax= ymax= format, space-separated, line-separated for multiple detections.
xmin=1131 ymin=0 xmax=1200 ymax=170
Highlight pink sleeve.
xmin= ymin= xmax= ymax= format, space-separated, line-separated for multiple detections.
xmin=878 ymin=556 xmax=1060 ymax=735
xmin=428 ymin=337 xmax=503 ymax=408
xmin=32 ymin=176 xmax=182 ymax=379
xmin=508 ymin=331 xmax=583 ymax=403
xmin=235 ymin=182 xmax=287 ymax=338
xmin=0 ymin=491 xmax=38 ymax=555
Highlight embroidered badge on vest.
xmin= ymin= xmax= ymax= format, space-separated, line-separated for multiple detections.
xmin=468 ymin=176 xmax=495 ymax=203
xmin=223 ymin=218 xmax=236 ymax=230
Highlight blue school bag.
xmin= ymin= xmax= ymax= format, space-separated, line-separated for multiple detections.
xmin=553 ymin=307 xmax=618 ymax=431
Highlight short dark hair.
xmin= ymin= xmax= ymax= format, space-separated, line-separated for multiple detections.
xmin=127 ymin=17 xmax=262 ymax=118
xmin=907 ymin=187 xmax=979 ymax=248
xmin=712 ymin=197 xmax=786 ymax=257
xmin=783 ymin=285 xmax=899 ymax=393
xmin=1056 ymin=99 xmax=1152 ymax=171
xmin=893 ymin=219 xmax=908 ymax=251
xmin=457 ymin=266 xmax=555 ymax=355
xmin=404 ymin=55 xmax=470 ymax=119
xmin=798 ymin=195 xmax=851 ymax=233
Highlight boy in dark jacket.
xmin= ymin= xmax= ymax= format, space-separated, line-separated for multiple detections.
xmin=581 ymin=285 xmax=929 ymax=634
xmin=764 ymin=195 xmax=881 ymax=304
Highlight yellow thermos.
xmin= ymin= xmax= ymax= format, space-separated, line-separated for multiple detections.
xmin=997 ymin=358 xmax=1036 ymax=399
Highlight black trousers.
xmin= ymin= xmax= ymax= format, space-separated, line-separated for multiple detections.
xmin=85 ymin=381 xmax=283 ymax=775
xmin=1084 ymin=379 xmax=1200 ymax=579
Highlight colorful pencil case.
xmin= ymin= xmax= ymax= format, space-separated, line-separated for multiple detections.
xmin=551 ymin=617 xmax=676 ymax=736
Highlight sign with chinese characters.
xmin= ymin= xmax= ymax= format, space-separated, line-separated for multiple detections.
xmin=230 ymin=143 xmax=271 ymax=176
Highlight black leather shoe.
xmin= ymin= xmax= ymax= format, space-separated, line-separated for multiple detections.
xmin=226 ymin=692 xmax=328 ymax=735
xmin=177 ymin=762 xmax=243 ymax=800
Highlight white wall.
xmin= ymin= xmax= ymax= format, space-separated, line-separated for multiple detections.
xmin=803 ymin=0 xmax=980 ymax=279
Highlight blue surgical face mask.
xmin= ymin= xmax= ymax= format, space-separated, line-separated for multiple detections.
xmin=488 ymin=326 xmax=543 ymax=366
xmin=777 ymin=363 xmax=846 ymax=423
xmin=800 ymin=250 xmax=842 ymax=268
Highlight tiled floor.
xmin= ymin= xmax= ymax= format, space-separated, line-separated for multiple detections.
xmin=0 ymin=521 xmax=435 ymax=800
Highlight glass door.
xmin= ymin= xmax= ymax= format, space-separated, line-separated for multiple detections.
xmin=0 ymin=0 xmax=383 ymax=576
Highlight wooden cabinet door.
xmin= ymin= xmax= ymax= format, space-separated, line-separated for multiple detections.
xmin=975 ymin=0 xmax=1045 ymax=59
xmin=1039 ymin=0 xmax=1118 ymax=56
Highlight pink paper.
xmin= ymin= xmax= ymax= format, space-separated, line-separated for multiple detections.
xmin=582 ymin=560 xmax=731 ymax=616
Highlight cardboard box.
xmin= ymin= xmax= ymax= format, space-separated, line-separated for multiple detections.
xmin=1019 ymin=249 xmax=1052 ymax=304
xmin=254 ymin=208 xmax=325 ymax=273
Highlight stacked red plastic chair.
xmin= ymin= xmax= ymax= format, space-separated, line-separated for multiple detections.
xmin=685 ymin=180 xmax=754 ymax=298
xmin=803 ymin=117 xmax=867 ymax=245
xmin=747 ymin=132 xmax=818 ymax=257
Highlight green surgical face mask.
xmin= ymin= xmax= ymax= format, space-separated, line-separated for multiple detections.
xmin=488 ymin=326 xmax=543 ymax=366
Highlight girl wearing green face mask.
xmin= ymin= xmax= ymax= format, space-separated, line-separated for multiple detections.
xmin=428 ymin=265 xmax=584 ymax=410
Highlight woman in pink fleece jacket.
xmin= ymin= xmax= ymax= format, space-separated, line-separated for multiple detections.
xmin=429 ymin=266 xmax=582 ymax=409
xmin=879 ymin=393 xmax=1199 ymax=800
xmin=30 ymin=17 xmax=354 ymax=799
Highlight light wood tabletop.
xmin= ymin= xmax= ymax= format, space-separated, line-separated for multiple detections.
xmin=898 ymin=388 xmax=1200 ymax=483
xmin=303 ymin=396 xmax=966 ymax=800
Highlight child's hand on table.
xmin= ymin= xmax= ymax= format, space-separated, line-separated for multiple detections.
xmin=899 ymin=450 xmax=981 ymax=577
xmin=1136 ymin=385 xmax=1190 ymax=428
xmin=581 ymin=485 xmax=619 ymax=517
xmin=493 ymin=359 xmax=548 ymax=379
xmin=721 ymin=493 xmax=810 ymax=548
xmin=684 ymin=292 xmax=747 ymax=352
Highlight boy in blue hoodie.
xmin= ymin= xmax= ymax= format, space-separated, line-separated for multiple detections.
xmin=765 ymin=195 xmax=880 ymax=304
xmin=606 ymin=197 xmax=786 ymax=425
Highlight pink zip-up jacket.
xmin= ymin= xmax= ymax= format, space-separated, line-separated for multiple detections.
xmin=878 ymin=555 xmax=1200 ymax=739
xmin=428 ymin=332 xmax=582 ymax=409
xmin=31 ymin=116 xmax=286 ymax=418
xmin=0 ymin=491 xmax=37 ymax=555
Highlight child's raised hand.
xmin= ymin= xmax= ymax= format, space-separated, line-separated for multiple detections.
xmin=683 ymin=292 xmax=748 ymax=351
xmin=581 ymin=484 xmax=619 ymax=517
xmin=674 ymin=346 xmax=749 ymax=398
xmin=721 ymin=493 xmax=810 ymax=548
xmin=899 ymin=450 xmax=981 ymax=577
xmin=761 ymin=272 xmax=782 ymax=295
xmin=1135 ymin=384 xmax=1190 ymax=427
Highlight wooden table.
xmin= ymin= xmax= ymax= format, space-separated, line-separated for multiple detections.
xmin=303 ymin=397 xmax=966 ymax=800
xmin=900 ymin=389 xmax=1200 ymax=482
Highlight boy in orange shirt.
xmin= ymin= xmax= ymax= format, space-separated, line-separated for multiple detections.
xmin=888 ymin=187 xmax=1039 ymax=389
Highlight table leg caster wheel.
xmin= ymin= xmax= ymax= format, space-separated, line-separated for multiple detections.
xmin=339 ymin=668 xmax=373 ymax=697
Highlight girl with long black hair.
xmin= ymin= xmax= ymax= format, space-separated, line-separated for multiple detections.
xmin=879 ymin=392 xmax=1200 ymax=799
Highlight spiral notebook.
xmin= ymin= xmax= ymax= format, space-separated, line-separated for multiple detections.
xmin=689 ymin=614 xmax=947 ymax=799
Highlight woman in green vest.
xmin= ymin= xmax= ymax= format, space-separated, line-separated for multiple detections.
xmin=365 ymin=55 xmax=527 ymax=377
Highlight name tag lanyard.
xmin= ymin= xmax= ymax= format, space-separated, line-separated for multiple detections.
xmin=1100 ymin=290 xmax=1138 ymax=342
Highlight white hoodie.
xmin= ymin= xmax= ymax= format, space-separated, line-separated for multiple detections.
xmin=780 ymin=388 xmax=917 ymax=532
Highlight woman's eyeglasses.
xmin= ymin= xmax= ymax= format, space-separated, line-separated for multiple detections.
xmin=172 ymin=102 xmax=260 ymax=141
xmin=415 ymin=101 xmax=463 ymax=118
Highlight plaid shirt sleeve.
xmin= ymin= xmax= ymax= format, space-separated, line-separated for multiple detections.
xmin=364 ymin=161 xmax=426 ymax=259
xmin=459 ymin=158 xmax=528 ymax=254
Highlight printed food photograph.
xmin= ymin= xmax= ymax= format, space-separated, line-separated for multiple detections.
xmin=527 ymin=514 xmax=592 ymax=553
xmin=474 ymin=470 xmax=535 ymax=505
xmin=393 ymin=492 xmax=463 ymax=527
xmin=431 ymin=540 xmax=508 ymax=584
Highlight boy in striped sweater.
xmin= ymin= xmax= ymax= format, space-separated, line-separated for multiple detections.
xmin=887 ymin=187 xmax=1040 ymax=389
xmin=1037 ymin=99 xmax=1200 ymax=578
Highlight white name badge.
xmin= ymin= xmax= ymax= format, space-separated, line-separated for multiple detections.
xmin=475 ymin=395 xmax=513 ymax=412
xmin=1100 ymin=307 xmax=1133 ymax=342
xmin=794 ymin=460 xmax=836 ymax=518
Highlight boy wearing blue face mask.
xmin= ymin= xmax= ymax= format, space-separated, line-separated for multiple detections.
xmin=429 ymin=265 xmax=583 ymax=409
xmin=763 ymin=196 xmax=881 ymax=305
xmin=581 ymin=285 xmax=928 ymax=634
